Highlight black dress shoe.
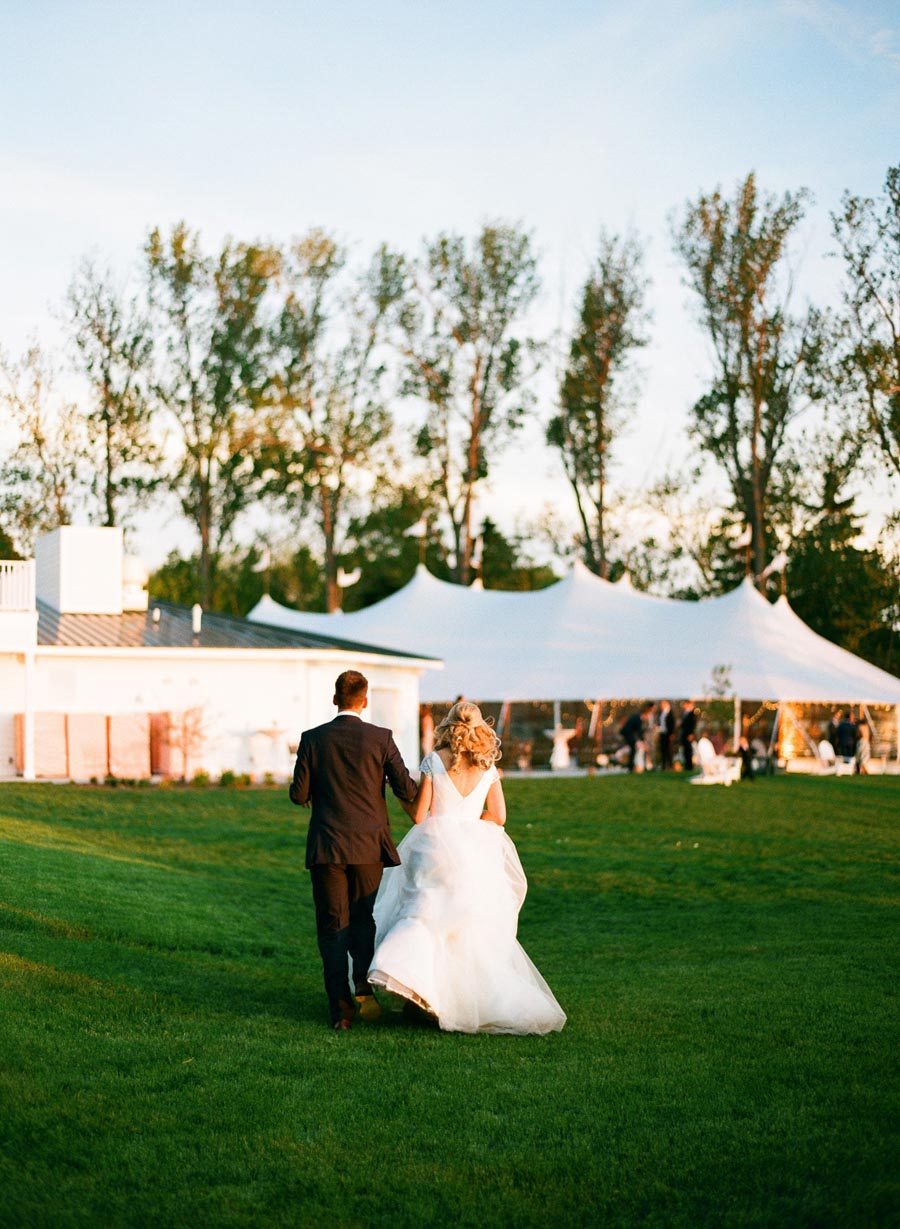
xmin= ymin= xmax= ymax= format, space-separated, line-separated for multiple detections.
xmin=331 ymin=998 xmax=355 ymax=1029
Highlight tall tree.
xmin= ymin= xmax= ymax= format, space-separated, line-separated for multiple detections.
xmin=547 ymin=231 xmax=649 ymax=578
xmin=672 ymin=173 xmax=823 ymax=588
xmin=832 ymin=164 xmax=900 ymax=479
xmin=65 ymin=259 xmax=157 ymax=527
xmin=262 ymin=234 xmax=402 ymax=612
xmin=144 ymin=224 xmax=279 ymax=607
xmin=0 ymin=345 xmax=89 ymax=553
xmin=786 ymin=455 xmax=899 ymax=673
xmin=390 ymin=223 xmax=541 ymax=584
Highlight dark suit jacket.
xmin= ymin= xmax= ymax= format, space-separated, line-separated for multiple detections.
xmin=679 ymin=709 xmax=697 ymax=743
xmin=289 ymin=715 xmax=417 ymax=868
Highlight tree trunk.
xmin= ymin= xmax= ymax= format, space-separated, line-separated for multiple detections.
xmin=322 ymin=487 xmax=339 ymax=612
xmin=104 ymin=409 xmax=115 ymax=526
xmin=198 ymin=469 xmax=211 ymax=608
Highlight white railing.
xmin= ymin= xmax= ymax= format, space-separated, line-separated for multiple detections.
xmin=0 ymin=560 xmax=36 ymax=611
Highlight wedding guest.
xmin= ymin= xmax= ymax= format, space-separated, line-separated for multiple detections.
xmin=856 ymin=722 xmax=871 ymax=775
xmin=737 ymin=735 xmax=754 ymax=780
xmin=836 ymin=710 xmax=857 ymax=760
xmin=657 ymin=700 xmax=675 ymax=770
xmin=620 ymin=703 xmax=653 ymax=773
xmin=679 ymin=701 xmax=697 ymax=771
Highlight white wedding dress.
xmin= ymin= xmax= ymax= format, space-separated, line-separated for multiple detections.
xmin=368 ymin=751 xmax=566 ymax=1035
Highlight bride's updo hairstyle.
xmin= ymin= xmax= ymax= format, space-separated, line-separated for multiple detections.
xmin=433 ymin=700 xmax=501 ymax=771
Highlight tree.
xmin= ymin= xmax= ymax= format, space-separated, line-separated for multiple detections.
xmin=477 ymin=517 xmax=558 ymax=591
xmin=262 ymin=234 xmax=401 ymax=611
xmin=547 ymin=232 xmax=649 ymax=578
xmin=672 ymin=173 xmax=823 ymax=588
xmin=150 ymin=542 xmax=326 ymax=616
xmin=0 ymin=345 xmax=89 ymax=553
xmin=832 ymin=164 xmax=900 ymax=479
xmin=786 ymin=461 xmax=899 ymax=673
xmin=65 ymin=259 xmax=157 ymax=527
xmin=341 ymin=481 xmax=439 ymax=610
xmin=144 ymin=223 xmax=279 ymax=607
xmin=390 ymin=223 xmax=541 ymax=584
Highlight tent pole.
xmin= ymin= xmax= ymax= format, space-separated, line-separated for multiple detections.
xmin=768 ymin=704 xmax=781 ymax=771
xmin=896 ymin=704 xmax=899 ymax=766
xmin=733 ymin=697 xmax=741 ymax=754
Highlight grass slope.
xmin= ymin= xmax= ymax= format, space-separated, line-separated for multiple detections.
xmin=0 ymin=776 xmax=897 ymax=1228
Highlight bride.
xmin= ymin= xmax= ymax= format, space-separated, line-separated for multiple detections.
xmin=368 ymin=701 xmax=566 ymax=1035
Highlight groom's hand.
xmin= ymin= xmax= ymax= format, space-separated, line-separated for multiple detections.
xmin=399 ymin=786 xmax=419 ymax=820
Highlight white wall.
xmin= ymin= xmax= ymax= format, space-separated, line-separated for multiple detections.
xmin=0 ymin=648 xmax=424 ymax=781
xmin=0 ymin=656 xmax=21 ymax=775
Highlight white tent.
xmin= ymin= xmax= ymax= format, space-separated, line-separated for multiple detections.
xmin=248 ymin=562 xmax=900 ymax=705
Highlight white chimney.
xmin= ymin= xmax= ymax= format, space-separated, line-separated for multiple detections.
xmin=35 ymin=527 xmax=124 ymax=614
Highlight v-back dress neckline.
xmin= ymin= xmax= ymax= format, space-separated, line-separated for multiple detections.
xmin=433 ymin=752 xmax=486 ymax=800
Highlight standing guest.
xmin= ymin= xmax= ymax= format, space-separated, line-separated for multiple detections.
xmin=679 ymin=700 xmax=698 ymax=771
xmin=657 ymin=700 xmax=676 ymax=771
xmin=620 ymin=703 xmax=653 ymax=773
xmin=827 ymin=710 xmax=841 ymax=752
xmin=289 ymin=670 xmax=418 ymax=1030
xmin=737 ymin=735 xmax=755 ymax=780
xmin=855 ymin=722 xmax=871 ymax=774
xmin=836 ymin=710 xmax=858 ymax=760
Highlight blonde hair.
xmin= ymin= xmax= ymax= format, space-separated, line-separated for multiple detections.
xmin=433 ymin=701 xmax=501 ymax=771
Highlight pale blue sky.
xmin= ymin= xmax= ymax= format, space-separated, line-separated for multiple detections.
xmin=2 ymin=0 xmax=898 ymax=563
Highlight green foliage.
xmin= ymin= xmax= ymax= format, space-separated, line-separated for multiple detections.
xmin=786 ymin=495 xmax=899 ymax=675
xmin=832 ymin=164 xmax=900 ymax=479
xmin=64 ymin=259 xmax=158 ymax=528
xmin=0 ymin=778 xmax=896 ymax=1227
xmin=149 ymin=544 xmax=326 ymax=616
xmin=0 ymin=345 xmax=89 ymax=553
xmin=144 ymin=224 xmax=280 ymax=605
xmin=672 ymin=173 xmax=825 ymax=586
xmin=548 ymin=231 xmax=650 ymax=578
xmin=261 ymin=234 xmax=400 ymax=611
xmin=389 ymin=222 xmax=541 ymax=583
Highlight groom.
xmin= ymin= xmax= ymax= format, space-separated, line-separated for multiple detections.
xmin=290 ymin=670 xmax=418 ymax=1030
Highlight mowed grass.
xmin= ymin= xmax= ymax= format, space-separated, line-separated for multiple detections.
xmin=0 ymin=775 xmax=897 ymax=1229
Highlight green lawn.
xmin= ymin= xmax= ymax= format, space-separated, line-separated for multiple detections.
xmin=0 ymin=775 xmax=897 ymax=1229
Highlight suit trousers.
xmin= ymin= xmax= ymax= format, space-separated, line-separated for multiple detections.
xmin=659 ymin=732 xmax=673 ymax=771
xmin=310 ymin=863 xmax=384 ymax=1022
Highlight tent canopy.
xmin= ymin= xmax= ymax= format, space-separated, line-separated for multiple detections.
xmin=248 ymin=562 xmax=900 ymax=705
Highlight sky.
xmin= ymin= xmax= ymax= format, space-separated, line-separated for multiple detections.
xmin=1 ymin=0 xmax=899 ymax=568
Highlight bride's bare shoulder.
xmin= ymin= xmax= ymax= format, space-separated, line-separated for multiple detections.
xmin=435 ymin=748 xmax=453 ymax=769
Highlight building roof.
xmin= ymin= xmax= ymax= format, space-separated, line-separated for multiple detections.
xmin=36 ymin=598 xmax=433 ymax=660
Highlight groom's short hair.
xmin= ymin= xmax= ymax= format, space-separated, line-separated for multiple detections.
xmin=335 ymin=670 xmax=368 ymax=709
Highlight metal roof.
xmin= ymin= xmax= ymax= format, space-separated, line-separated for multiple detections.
xmin=36 ymin=598 xmax=431 ymax=660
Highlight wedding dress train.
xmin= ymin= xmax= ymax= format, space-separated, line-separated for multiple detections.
xmin=368 ymin=751 xmax=566 ymax=1035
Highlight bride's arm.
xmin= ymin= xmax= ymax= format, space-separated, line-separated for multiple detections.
xmin=482 ymin=779 xmax=506 ymax=826
xmin=411 ymin=775 xmax=432 ymax=825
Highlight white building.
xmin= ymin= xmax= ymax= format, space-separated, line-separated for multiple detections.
xmin=0 ymin=528 xmax=439 ymax=782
